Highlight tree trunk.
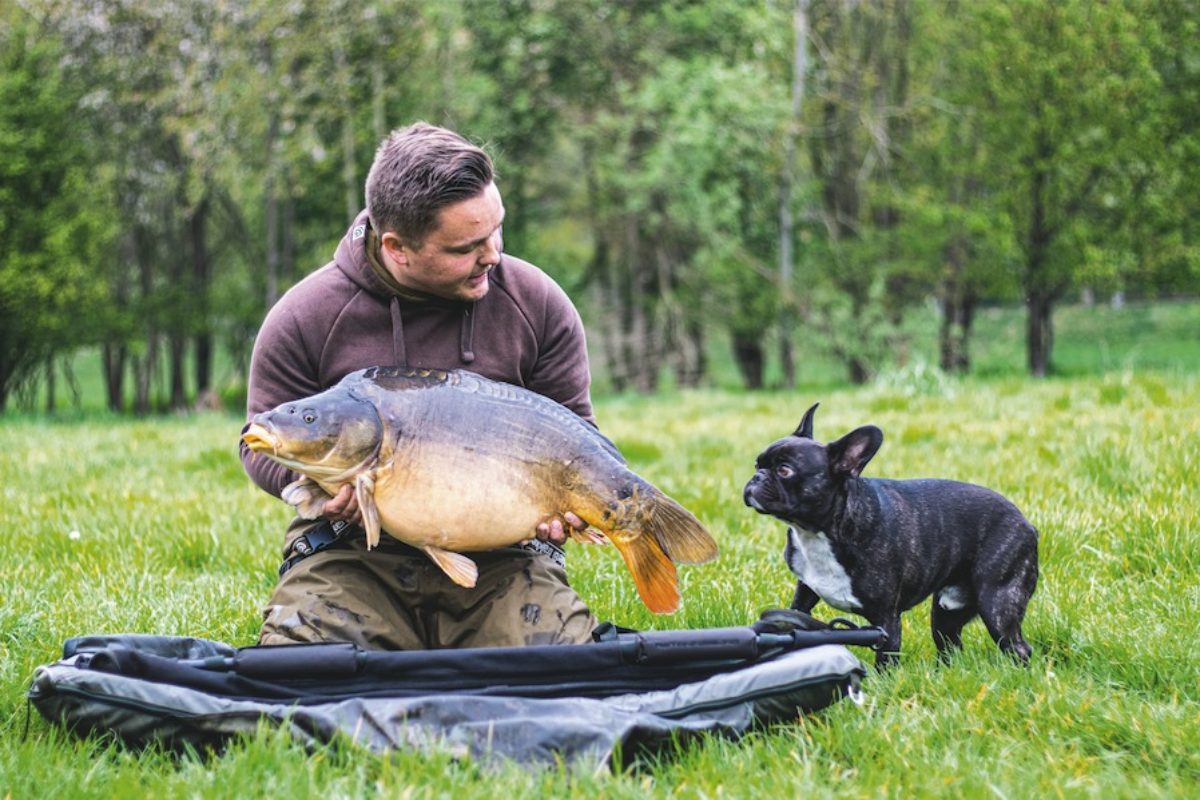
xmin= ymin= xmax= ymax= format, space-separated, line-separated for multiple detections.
xmin=848 ymin=357 xmax=871 ymax=385
xmin=627 ymin=218 xmax=659 ymax=394
xmin=265 ymin=114 xmax=282 ymax=309
xmin=133 ymin=336 xmax=159 ymax=415
xmin=168 ymin=335 xmax=187 ymax=410
xmin=103 ymin=343 xmax=126 ymax=412
xmin=334 ymin=45 xmax=359 ymax=223
xmin=939 ymin=295 xmax=976 ymax=373
xmin=1026 ymin=291 xmax=1054 ymax=378
xmin=732 ymin=333 xmax=765 ymax=390
xmin=581 ymin=135 xmax=627 ymax=393
xmin=1024 ymin=116 xmax=1057 ymax=378
xmin=63 ymin=355 xmax=82 ymax=410
xmin=191 ymin=194 xmax=212 ymax=396
xmin=938 ymin=236 xmax=975 ymax=373
xmin=44 ymin=357 xmax=56 ymax=414
xmin=673 ymin=320 xmax=706 ymax=389
xmin=371 ymin=59 xmax=387 ymax=142
xmin=596 ymin=237 xmax=628 ymax=393
xmin=778 ymin=0 xmax=810 ymax=390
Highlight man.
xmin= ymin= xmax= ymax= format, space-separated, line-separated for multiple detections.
xmin=241 ymin=122 xmax=597 ymax=650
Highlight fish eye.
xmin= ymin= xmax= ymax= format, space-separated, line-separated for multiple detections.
xmin=303 ymin=412 xmax=316 ymax=424
xmin=776 ymin=464 xmax=795 ymax=479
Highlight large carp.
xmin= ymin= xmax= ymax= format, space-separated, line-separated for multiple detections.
xmin=242 ymin=367 xmax=718 ymax=613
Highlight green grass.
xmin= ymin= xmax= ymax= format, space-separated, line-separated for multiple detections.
xmin=2 ymin=366 xmax=1198 ymax=797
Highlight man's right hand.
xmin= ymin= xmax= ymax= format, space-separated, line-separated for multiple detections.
xmin=322 ymin=484 xmax=362 ymax=525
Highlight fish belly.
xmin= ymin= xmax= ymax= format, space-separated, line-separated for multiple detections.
xmin=370 ymin=449 xmax=557 ymax=552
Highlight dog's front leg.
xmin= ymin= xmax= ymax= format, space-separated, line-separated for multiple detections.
xmin=790 ymin=582 xmax=820 ymax=613
xmin=871 ymin=614 xmax=903 ymax=669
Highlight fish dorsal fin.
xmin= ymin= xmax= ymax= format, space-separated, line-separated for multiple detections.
xmin=355 ymin=471 xmax=381 ymax=549
xmin=453 ymin=369 xmax=626 ymax=465
xmin=589 ymin=428 xmax=625 ymax=464
xmin=422 ymin=546 xmax=479 ymax=588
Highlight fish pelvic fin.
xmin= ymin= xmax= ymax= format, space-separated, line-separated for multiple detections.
xmin=644 ymin=491 xmax=719 ymax=565
xmin=281 ymin=477 xmax=332 ymax=520
xmin=355 ymin=472 xmax=381 ymax=549
xmin=610 ymin=534 xmax=680 ymax=614
xmin=422 ymin=546 xmax=479 ymax=588
xmin=569 ymin=528 xmax=610 ymax=546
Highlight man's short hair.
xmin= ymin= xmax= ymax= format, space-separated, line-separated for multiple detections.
xmin=365 ymin=122 xmax=494 ymax=246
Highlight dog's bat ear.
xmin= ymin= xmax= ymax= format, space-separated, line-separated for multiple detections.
xmin=793 ymin=402 xmax=820 ymax=439
xmin=827 ymin=425 xmax=883 ymax=478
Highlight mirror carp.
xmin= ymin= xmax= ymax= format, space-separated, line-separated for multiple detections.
xmin=242 ymin=367 xmax=718 ymax=613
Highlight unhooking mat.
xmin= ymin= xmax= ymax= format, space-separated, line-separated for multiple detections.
xmin=28 ymin=620 xmax=879 ymax=768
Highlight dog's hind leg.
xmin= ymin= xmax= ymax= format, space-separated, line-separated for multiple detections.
xmin=977 ymin=581 xmax=1034 ymax=664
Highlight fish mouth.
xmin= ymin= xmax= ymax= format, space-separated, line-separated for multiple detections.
xmin=241 ymin=423 xmax=278 ymax=455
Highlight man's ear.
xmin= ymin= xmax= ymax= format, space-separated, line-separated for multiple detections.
xmin=826 ymin=425 xmax=883 ymax=478
xmin=379 ymin=231 xmax=412 ymax=267
xmin=793 ymin=402 xmax=819 ymax=439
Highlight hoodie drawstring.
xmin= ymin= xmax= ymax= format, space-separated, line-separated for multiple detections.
xmin=389 ymin=297 xmax=407 ymax=367
xmin=460 ymin=303 xmax=476 ymax=364
xmin=391 ymin=295 xmax=476 ymax=367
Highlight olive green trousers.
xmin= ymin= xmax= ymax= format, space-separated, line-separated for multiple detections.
xmin=258 ymin=521 xmax=597 ymax=650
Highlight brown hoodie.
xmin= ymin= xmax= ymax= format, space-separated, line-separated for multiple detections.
xmin=240 ymin=210 xmax=595 ymax=498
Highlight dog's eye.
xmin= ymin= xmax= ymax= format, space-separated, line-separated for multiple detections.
xmin=776 ymin=464 xmax=795 ymax=479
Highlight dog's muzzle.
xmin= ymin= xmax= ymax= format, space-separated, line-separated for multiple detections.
xmin=743 ymin=482 xmax=766 ymax=510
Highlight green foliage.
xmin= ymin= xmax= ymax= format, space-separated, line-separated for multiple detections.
xmin=2 ymin=369 xmax=1199 ymax=794
xmin=0 ymin=20 xmax=113 ymax=409
xmin=956 ymin=0 xmax=1167 ymax=294
xmin=3 ymin=0 xmax=1200 ymax=406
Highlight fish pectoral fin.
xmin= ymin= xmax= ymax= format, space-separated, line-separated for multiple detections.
xmin=611 ymin=533 xmax=679 ymax=614
xmin=355 ymin=472 xmax=381 ymax=550
xmin=281 ymin=478 xmax=332 ymax=520
xmin=422 ymin=546 xmax=479 ymax=589
xmin=648 ymin=493 xmax=719 ymax=565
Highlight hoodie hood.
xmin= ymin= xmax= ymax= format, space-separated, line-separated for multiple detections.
xmin=334 ymin=210 xmax=477 ymax=365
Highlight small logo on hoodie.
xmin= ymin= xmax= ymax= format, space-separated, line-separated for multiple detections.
xmin=352 ymin=224 xmax=366 ymax=241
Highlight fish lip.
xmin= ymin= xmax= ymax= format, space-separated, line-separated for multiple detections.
xmin=241 ymin=422 xmax=279 ymax=456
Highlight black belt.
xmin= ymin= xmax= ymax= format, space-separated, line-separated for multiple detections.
xmin=279 ymin=519 xmax=356 ymax=577
xmin=278 ymin=522 xmax=567 ymax=576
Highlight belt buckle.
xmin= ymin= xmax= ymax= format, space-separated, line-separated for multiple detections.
xmin=519 ymin=539 xmax=567 ymax=569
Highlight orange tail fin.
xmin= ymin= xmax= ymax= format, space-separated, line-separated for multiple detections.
xmin=645 ymin=491 xmax=719 ymax=565
xmin=610 ymin=534 xmax=680 ymax=614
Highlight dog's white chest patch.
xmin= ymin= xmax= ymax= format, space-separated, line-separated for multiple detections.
xmin=784 ymin=527 xmax=862 ymax=612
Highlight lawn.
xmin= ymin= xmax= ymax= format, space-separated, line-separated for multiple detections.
xmin=1 ymin=359 xmax=1197 ymax=798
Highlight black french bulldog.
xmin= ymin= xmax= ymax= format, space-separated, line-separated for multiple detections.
xmin=743 ymin=403 xmax=1038 ymax=668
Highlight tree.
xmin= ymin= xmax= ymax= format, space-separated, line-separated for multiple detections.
xmin=898 ymin=3 xmax=1018 ymax=373
xmin=803 ymin=0 xmax=918 ymax=384
xmin=0 ymin=18 xmax=112 ymax=411
xmin=959 ymin=0 xmax=1165 ymax=376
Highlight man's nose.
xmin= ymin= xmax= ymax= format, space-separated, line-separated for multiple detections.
xmin=479 ymin=230 xmax=502 ymax=266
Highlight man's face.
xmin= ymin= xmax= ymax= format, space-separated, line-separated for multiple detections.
xmin=380 ymin=182 xmax=505 ymax=303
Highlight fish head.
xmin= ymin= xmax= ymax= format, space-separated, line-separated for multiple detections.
xmin=242 ymin=387 xmax=384 ymax=480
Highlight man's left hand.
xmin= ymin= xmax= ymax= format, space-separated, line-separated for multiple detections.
xmin=535 ymin=512 xmax=586 ymax=546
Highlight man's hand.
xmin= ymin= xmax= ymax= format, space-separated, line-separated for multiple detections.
xmin=535 ymin=512 xmax=586 ymax=546
xmin=322 ymin=484 xmax=362 ymax=525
